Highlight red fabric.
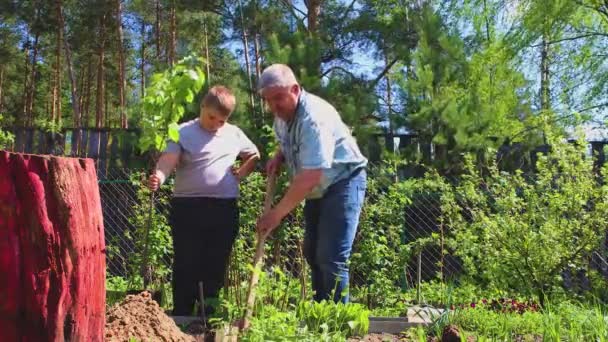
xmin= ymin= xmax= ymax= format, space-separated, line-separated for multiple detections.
xmin=0 ymin=151 xmax=105 ymax=342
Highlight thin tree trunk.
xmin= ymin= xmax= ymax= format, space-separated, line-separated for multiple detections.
xmin=203 ymin=19 xmax=211 ymax=82
xmin=237 ymin=0 xmax=256 ymax=121
xmin=384 ymin=48 xmax=393 ymax=135
xmin=540 ymin=34 xmax=550 ymax=111
xmin=141 ymin=19 xmax=146 ymax=99
xmin=0 ymin=67 xmax=4 ymax=114
xmin=155 ymin=0 xmax=162 ymax=61
xmin=96 ymin=14 xmax=107 ymax=128
xmin=116 ymin=0 xmax=128 ymax=128
xmin=83 ymin=58 xmax=93 ymax=127
xmin=254 ymin=32 xmax=265 ymax=123
xmin=22 ymin=41 xmax=30 ymax=122
xmin=168 ymin=0 xmax=177 ymax=66
xmin=77 ymin=67 xmax=86 ymax=124
xmin=27 ymin=31 xmax=40 ymax=125
xmin=52 ymin=0 xmax=64 ymax=127
xmin=57 ymin=0 xmax=81 ymax=127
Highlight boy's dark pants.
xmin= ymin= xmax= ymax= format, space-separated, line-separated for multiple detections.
xmin=169 ymin=197 xmax=239 ymax=316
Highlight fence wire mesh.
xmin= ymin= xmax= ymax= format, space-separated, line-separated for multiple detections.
xmin=99 ymin=165 xmax=608 ymax=308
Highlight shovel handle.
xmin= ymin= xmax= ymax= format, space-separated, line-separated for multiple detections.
xmin=242 ymin=173 xmax=277 ymax=327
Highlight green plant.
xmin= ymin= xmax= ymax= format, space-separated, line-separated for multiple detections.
xmin=439 ymin=135 xmax=608 ymax=305
xmin=138 ymin=55 xmax=206 ymax=153
xmin=124 ymin=172 xmax=173 ymax=290
xmin=296 ymin=300 xmax=370 ymax=338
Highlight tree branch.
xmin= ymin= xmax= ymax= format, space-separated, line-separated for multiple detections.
xmin=531 ymin=32 xmax=608 ymax=47
xmin=321 ymin=65 xmax=357 ymax=79
xmin=280 ymin=0 xmax=308 ymax=20
xmin=578 ymin=102 xmax=608 ymax=113
xmin=370 ymin=58 xmax=399 ymax=87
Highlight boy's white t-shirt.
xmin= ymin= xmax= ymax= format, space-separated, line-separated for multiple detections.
xmin=164 ymin=119 xmax=259 ymax=198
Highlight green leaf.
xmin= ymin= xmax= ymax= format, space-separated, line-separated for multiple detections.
xmin=168 ymin=123 xmax=180 ymax=142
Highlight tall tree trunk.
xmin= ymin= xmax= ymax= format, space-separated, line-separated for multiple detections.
xmin=52 ymin=0 xmax=64 ymax=127
xmin=0 ymin=67 xmax=4 ymax=114
xmin=22 ymin=41 xmax=30 ymax=122
xmin=168 ymin=0 xmax=177 ymax=66
xmin=155 ymin=0 xmax=162 ymax=61
xmin=115 ymin=0 xmax=127 ymax=128
xmin=307 ymin=0 xmax=322 ymax=34
xmin=237 ymin=0 xmax=256 ymax=122
xmin=27 ymin=31 xmax=40 ymax=126
xmin=540 ymin=34 xmax=550 ymax=111
xmin=96 ymin=14 xmax=107 ymax=128
xmin=384 ymin=49 xmax=393 ymax=135
xmin=57 ymin=0 xmax=81 ymax=127
xmin=83 ymin=58 xmax=93 ymax=127
xmin=141 ymin=19 xmax=146 ymax=100
xmin=203 ymin=19 xmax=211 ymax=82
xmin=254 ymin=32 xmax=265 ymax=124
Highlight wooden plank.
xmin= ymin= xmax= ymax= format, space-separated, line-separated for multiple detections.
xmin=109 ymin=131 xmax=120 ymax=168
xmin=80 ymin=129 xmax=89 ymax=158
xmin=87 ymin=130 xmax=101 ymax=159
xmin=24 ymin=129 xmax=34 ymax=153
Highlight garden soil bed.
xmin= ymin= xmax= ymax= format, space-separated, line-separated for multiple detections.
xmin=105 ymin=291 xmax=206 ymax=342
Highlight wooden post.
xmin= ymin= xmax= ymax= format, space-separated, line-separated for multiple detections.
xmin=0 ymin=151 xmax=106 ymax=341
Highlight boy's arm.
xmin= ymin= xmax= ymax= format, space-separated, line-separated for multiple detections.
xmin=234 ymin=128 xmax=261 ymax=180
xmin=234 ymin=152 xmax=260 ymax=179
xmin=151 ymin=152 xmax=180 ymax=186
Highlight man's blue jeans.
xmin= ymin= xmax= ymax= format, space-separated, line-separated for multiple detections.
xmin=303 ymin=168 xmax=367 ymax=303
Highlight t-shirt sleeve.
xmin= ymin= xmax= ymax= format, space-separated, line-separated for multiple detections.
xmin=236 ymin=128 xmax=260 ymax=156
xmin=298 ymin=116 xmax=334 ymax=169
xmin=164 ymin=140 xmax=182 ymax=154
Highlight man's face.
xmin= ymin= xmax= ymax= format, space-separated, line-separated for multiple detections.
xmin=261 ymin=85 xmax=300 ymax=121
xmin=199 ymin=107 xmax=227 ymax=132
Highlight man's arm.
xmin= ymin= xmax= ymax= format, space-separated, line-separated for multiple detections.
xmin=273 ymin=168 xmax=322 ymax=218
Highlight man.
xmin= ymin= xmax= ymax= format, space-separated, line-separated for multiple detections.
xmin=256 ymin=64 xmax=368 ymax=303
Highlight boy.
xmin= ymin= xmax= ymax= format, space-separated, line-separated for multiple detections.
xmin=148 ymin=85 xmax=259 ymax=316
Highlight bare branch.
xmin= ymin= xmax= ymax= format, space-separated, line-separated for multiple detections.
xmin=280 ymin=0 xmax=308 ymax=19
xmin=321 ymin=65 xmax=357 ymax=79
xmin=370 ymin=58 xmax=399 ymax=87
xmin=578 ymin=102 xmax=608 ymax=113
xmin=530 ymin=32 xmax=608 ymax=47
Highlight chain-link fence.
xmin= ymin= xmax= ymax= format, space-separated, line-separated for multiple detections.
xmin=99 ymin=164 xmax=608 ymax=308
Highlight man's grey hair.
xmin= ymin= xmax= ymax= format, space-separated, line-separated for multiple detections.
xmin=258 ymin=64 xmax=299 ymax=92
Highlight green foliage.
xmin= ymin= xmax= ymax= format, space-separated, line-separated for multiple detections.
xmin=438 ymin=136 xmax=608 ymax=304
xmin=0 ymin=115 xmax=14 ymax=148
xmin=124 ymin=172 xmax=173 ymax=290
xmin=296 ymin=300 xmax=370 ymax=338
xmin=139 ymin=55 xmax=205 ymax=153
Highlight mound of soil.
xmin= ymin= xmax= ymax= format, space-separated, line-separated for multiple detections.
xmin=105 ymin=291 xmax=196 ymax=342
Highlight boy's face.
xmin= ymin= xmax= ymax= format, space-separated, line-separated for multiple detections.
xmin=199 ymin=107 xmax=228 ymax=132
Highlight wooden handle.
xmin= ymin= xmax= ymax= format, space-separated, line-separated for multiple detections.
xmin=242 ymin=173 xmax=277 ymax=327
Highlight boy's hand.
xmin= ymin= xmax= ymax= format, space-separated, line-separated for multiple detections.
xmin=148 ymin=174 xmax=161 ymax=192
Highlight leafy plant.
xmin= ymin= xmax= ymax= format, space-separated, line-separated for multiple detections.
xmin=138 ymin=55 xmax=206 ymax=153
xmin=439 ymin=135 xmax=608 ymax=305
xmin=296 ymin=300 xmax=370 ymax=338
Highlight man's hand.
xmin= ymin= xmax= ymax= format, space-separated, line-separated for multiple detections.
xmin=231 ymin=165 xmax=245 ymax=181
xmin=256 ymin=209 xmax=283 ymax=237
xmin=266 ymin=152 xmax=284 ymax=176
xmin=148 ymin=174 xmax=161 ymax=192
